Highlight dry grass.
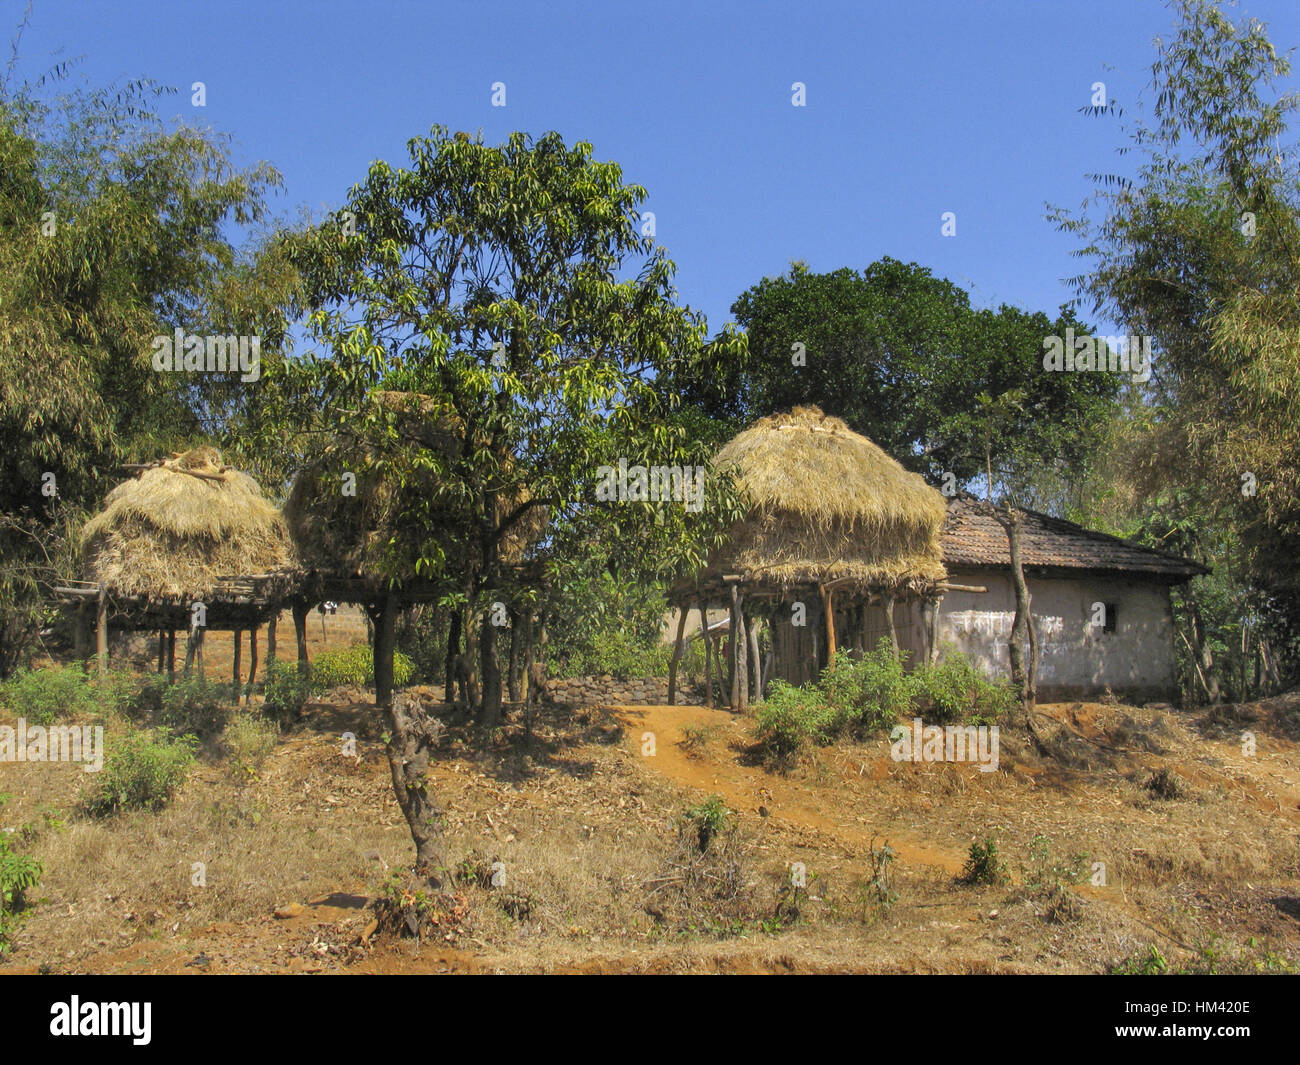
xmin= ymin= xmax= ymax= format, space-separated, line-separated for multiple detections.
xmin=80 ymin=447 xmax=296 ymax=599
xmin=2 ymin=683 xmax=1298 ymax=974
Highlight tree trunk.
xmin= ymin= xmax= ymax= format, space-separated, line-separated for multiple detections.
xmin=383 ymin=689 xmax=446 ymax=880
xmin=667 ymin=603 xmax=689 ymax=706
xmin=371 ymin=592 xmax=399 ymax=711
xmin=507 ymin=607 xmax=523 ymax=705
xmin=1188 ymin=600 xmax=1222 ymax=704
xmin=478 ymin=611 xmax=503 ymax=729
xmin=748 ymin=613 xmax=762 ymax=701
xmin=444 ymin=607 xmax=461 ymax=704
xmin=995 ymin=504 xmax=1047 ymax=752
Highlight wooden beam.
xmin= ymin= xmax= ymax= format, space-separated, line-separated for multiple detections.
xmin=935 ymin=582 xmax=987 ymax=594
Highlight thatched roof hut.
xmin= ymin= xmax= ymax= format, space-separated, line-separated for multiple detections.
xmin=80 ymin=446 xmax=297 ymax=605
xmin=704 ymin=405 xmax=946 ymax=591
xmin=672 ymin=407 xmax=950 ymax=705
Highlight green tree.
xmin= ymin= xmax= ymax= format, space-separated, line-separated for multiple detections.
xmin=687 ymin=257 xmax=1121 ymax=508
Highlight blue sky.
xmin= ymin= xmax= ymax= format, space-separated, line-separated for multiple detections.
xmin=12 ymin=0 xmax=1300 ymax=336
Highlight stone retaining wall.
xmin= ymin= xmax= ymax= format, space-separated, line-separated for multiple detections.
xmin=545 ymin=674 xmax=704 ymax=706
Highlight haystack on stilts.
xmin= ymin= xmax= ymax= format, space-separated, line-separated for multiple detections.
xmin=670 ymin=406 xmax=948 ymax=709
xmin=63 ymin=447 xmax=298 ymax=697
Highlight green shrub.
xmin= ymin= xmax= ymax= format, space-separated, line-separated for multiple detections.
xmin=0 ymin=665 xmax=101 ymax=724
xmin=917 ymin=652 xmax=1015 ymax=725
xmin=309 ymin=643 xmax=415 ymax=692
xmin=263 ymin=661 xmax=312 ymax=725
xmin=0 ymin=795 xmax=42 ymax=956
xmin=958 ymin=837 xmax=1010 ymax=886
xmin=224 ymin=714 xmax=279 ymax=778
xmin=1110 ymin=944 xmax=1169 ymax=975
xmin=679 ymin=795 xmax=732 ymax=853
xmin=753 ymin=680 xmax=838 ymax=765
xmin=556 ymin=629 xmax=673 ymax=679
xmin=83 ymin=729 xmax=196 ymax=816
xmin=820 ymin=640 xmax=916 ymax=732
xmin=159 ymin=677 xmax=232 ymax=740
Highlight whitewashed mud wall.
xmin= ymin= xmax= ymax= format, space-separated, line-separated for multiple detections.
xmin=934 ymin=570 xmax=1178 ymax=702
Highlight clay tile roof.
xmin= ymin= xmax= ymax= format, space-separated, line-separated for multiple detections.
xmin=940 ymin=496 xmax=1208 ymax=582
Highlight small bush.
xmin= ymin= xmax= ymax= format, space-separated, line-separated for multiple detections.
xmin=917 ymin=652 xmax=1015 ymax=725
xmin=679 ymin=795 xmax=732 ymax=853
xmin=0 ymin=796 xmax=42 ymax=956
xmin=309 ymin=644 xmax=414 ymax=692
xmin=555 ymin=629 xmax=673 ymax=679
xmin=1110 ymin=944 xmax=1169 ymax=975
xmin=1144 ymin=766 xmax=1184 ymax=800
xmin=159 ymin=677 xmax=231 ymax=740
xmin=820 ymin=639 xmax=916 ymax=733
xmin=263 ymin=662 xmax=312 ymax=725
xmin=958 ymin=837 xmax=1010 ymax=886
xmin=0 ymin=665 xmax=101 ymax=724
xmin=83 ymin=729 xmax=196 ymax=816
xmin=752 ymin=681 xmax=838 ymax=765
xmin=224 ymin=715 xmax=279 ymax=778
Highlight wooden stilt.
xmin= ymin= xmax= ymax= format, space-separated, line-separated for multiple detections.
xmin=196 ymin=627 xmax=205 ymax=682
xmin=822 ymin=585 xmax=836 ymax=671
xmin=748 ymin=614 xmax=762 ymax=701
xmin=292 ymin=602 xmax=309 ymax=674
xmin=699 ymin=600 xmax=713 ymax=709
xmin=232 ymin=628 xmax=242 ymax=697
xmin=166 ymin=630 xmax=175 ymax=683
xmin=883 ymin=593 xmax=899 ymax=660
xmin=95 ymin=584 xmax=108 ymax=683
xmin=247 ymin=626 xmax=258 ymax=704
xmin=267 ymin=614 xmax=278 ymax=670
xmin=730 ymin=584 xmax=748 ymax=711
xmin=157 ymin=630 xmax=165 ymax=674
xmin=667 ymin=603 xmax=689 ymax=706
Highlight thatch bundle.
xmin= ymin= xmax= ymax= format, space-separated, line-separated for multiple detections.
xmin=710 ymin=406 xmax=946 ymax=590
xmin=80 ymin=447 xmax=297 ymax=600
xmin=285 ymin=389 xmax=545 ymax=580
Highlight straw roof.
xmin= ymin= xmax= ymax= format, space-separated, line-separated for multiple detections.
xmin=284 ymin=390 xmax=545 ymax=580
xmin=80 ymin=447 xmax=297 ymax=601
xmin=707 ymin=406 xmax=947 ymax=591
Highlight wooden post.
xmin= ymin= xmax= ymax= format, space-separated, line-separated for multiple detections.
xmin=267 ymin=614 xmax=278 ymax=671
xmin=157 ymin=630 xmax=165 ymax=674
xmin=232 ymin=628 xmax=242 ymax=696
xmin=292 ymin=602 xmax=309 ymax=674
xmin=183 ymin=627 xmax=197 ymax=678
xmin=72 ymin=603 xmax=88 ymax=670
xmin=699 ymin=600 xmax=713 ymax=709
xmin=748 ymin=614 xmax=762 ymax=701
xmin=166 ymin=630 xmax=175 ymax=682
xmin=95 ymin=584 xmax=108 ymax=683
xmin=667 ymin=603 xmax=689 ymax=706
xmin=247 ymin=626 xmax=258 ymax=704
xmin=883 ymin=593 xmax=899 ymax=660
xmin=196 ymin=626 xmax=205 ymax=682
xmin=822 ymin=585 xmax=836 ymax=671
xmin=927 ymin=594 xmax=943 ymax=666
xmin=730 ymin=584 xmax=748 ymax=711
